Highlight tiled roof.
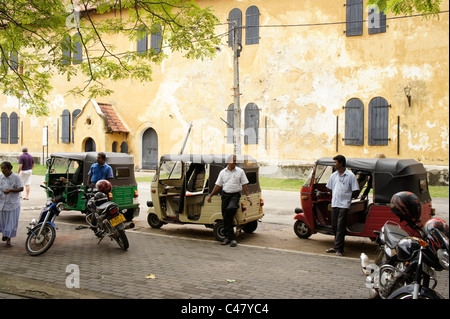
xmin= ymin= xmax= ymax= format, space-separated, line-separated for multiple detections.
xmin=97 ymin=103 xmax=129 ymax=133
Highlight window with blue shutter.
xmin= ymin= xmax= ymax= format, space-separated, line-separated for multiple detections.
xmin=61 ymin=109 xmax=71 ymax=143
xmin=9 ymin=112 xmax=19 ymax=144
xmin=244 ymin=103 xmax=259 ymax=145
xmin=10 ymin=50 xmax=19 ymax=71
xmin=344 ymin=98 xmax=364 ymax=145
xmin=62 ymin=35 xmax=71 ymax=65
xmin=73 ymin=33 xmax=82 ymax=64
xmin=346 ymin=0 xmax=363 ymax=36
xmin=150 ymin=24 xmax=162 ymax=54
xmin=137 ymin=25 xmax=148 ymax=55
xmin=368 ymin=6 xmax=387 ymax=34
xmin=369 ymin=97 xmax=390 ymax=145
xmin=72 ymin=109 xmax=81 ymax=143
xmin=1 ymin=113 xmax=8 ymax=144
xmin=226 ymin=104 xmax=234 ymax=144
xmin=246 ymin=6 xmax=260 ymax=45
xmin=228 ymin=8 xmax=242 ymax=47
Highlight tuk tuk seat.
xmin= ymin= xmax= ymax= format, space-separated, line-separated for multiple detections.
xmin=348 ymin=199 xmax=369 ymax=215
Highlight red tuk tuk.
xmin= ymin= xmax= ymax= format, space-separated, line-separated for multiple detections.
xmin=293 ymin=158 xmax=435 ymax=240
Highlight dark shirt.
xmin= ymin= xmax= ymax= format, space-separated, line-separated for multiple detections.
xmin=18 ymin=153 xmax=35 ymax=171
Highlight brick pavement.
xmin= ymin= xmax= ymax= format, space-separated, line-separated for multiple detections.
xmin=0 ymin=221 xmax=448 ymax=300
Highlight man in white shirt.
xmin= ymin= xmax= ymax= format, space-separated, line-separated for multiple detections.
xmin=325 ymin=155 xmax=359 ymax=256
xmin=207 ymin=155 xmax=252 ymax=247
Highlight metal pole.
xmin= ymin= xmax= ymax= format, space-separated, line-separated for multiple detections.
xmin=232 ymin=20 xmax=241 ymax=156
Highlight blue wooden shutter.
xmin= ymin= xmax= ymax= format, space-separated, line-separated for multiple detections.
xmin=226 ymin=104 xmax=234 ymax=144
xmin=244 ymin=103 xmax=259 ymax=145
xmin=72 ymin=33 xmax=82 ymax=64
xmin=62 ymin=35 xmax=71 ymax=65
xmin=346 ymin=0 xmax=363 ymax=36
xmin=150 ymin=24 xmax=162 ymax=54
xmin=344 ymin=98 xmax=364 ymax=145
xmin=1 ymin=113 xmax=8 ymax=144
xmin=9 ymin=112 xmax=19 ymax=144
xmin=369 ymin=97 xmax=390 ymax=145
xmin=228 ymin=8 xmax=242 ymax=47
xmin=10 ymin=50 xmax=19 ymax=71
xmin=61 ymin=109 xmax=71 ymax=143
xmin=72 ymin=109 xmax=81 ymax=143
xmin=368 ymin=7 xmax=387 ymax=34
xmin=246 ymin=6 xmax=260 ymax=45
xmin=137 ymin=25 xmax=148 ymax=55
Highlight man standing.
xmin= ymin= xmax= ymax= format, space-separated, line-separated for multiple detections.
xmin=87 ymin=152 xmax=113 ymax=186
xmin=17 ymin=147 xmax=35 ymax=200
xmin=207 ymin=155 xmax=252 ymax=247
xmin=325 ymin=155 xmax=359 ymax=256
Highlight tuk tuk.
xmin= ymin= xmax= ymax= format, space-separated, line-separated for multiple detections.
xmin=45 ymin=152 xmax=139 ymax=222
xmin=146 ymin=154 xmax=264 ymax=241
xmin=294 ymin=157 xmax=435 ymax=240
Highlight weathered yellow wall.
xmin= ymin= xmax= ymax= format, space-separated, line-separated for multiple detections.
xmin=1 ymin=0 xmax=448 ymax=172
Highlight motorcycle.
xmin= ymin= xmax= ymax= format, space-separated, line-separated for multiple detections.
xmin=25 ymin=185 xmax=67 ymax=256
xmin=388 ymin=222 xmax=449 ymax=299
xmin=360 ymin=220 xmax=423 ymax=298
xmin=83 ymin=181 xmax=129 ymax=251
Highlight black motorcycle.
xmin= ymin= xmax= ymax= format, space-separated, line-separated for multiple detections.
xmin=84 ymin=189 xmax=129 ymax=251
xmin=388 ymin=223 xmax=449 ymax=299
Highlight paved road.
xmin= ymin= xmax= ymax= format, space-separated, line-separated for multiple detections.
xmin=1 ymin=174 xmax=448 ymax=304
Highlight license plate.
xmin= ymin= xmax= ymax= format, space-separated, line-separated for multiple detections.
xmin=109 ymin=214 xmax=126 ymax=227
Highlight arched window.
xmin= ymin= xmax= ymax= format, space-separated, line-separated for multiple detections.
xmin=9 ymin=112 xmax=19 ymax=144
xmin=228 ymin=8 xmax=242 ymax=47
xmin=61 ymin=109 xmax=71 ymax=143
xmin=369 ymin=97 xmax=390 ymax=145
xmin=245 ymin=6 xmax=260 ymax=45
xmin=112 ymin=141 xmax=117 ymax=152
xmin=1 ymin=113 xmax=8 ymax=144
xmin=343 ymin=98 xmax=364 ymax=145
xmin=244 ymin=103 xmax=259 ymax=145
xmin=120 ymin=142 xmax=128 ymax=154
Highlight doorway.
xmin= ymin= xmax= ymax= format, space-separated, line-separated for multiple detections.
xmin=142 ymin=128 xmax=158 ymax=170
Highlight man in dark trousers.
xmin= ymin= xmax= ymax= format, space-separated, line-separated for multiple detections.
xmin=325 ymin=155 xmax=359 ymax=256
xmin=207 ymin=155 xmax=252 ymax=247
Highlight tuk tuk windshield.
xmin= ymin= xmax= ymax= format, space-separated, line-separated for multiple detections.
xmin=314 ymin=165 xmax=334 ymax=184
xmin=50 ymin=158 xmax=81 ymax=175
xmin=159 ymin=161 xmax=183 ymax=180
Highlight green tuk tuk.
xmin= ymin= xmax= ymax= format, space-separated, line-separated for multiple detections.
xmin=44 ymin=152 xmax=139 ymax=221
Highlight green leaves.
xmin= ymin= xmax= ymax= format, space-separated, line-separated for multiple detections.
xmin=367 ymin=0 xmax=443 ymax=18
xmin=0 ymin=0 xmax=220 ymax=116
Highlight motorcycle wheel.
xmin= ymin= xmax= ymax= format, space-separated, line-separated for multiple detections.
xmin=25 ymin=223 xmax=56 ymax=256
xmin=388 ymin=285 xmax=444 ymax=299
xmin=114 ymin=228 xmax=129 ymax=251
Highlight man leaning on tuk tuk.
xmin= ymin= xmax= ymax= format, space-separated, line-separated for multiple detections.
xmin=207 ymin=155 xmax=253 ymax=247
xmin=325 ymin=155 xmax=359 ymax=256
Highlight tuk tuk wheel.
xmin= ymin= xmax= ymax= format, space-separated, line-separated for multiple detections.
xmin=294 ymin=220 xmax=312 ymax=239
xmin=242 ymin=220 xmax=258 ymax=233
xmin=147 ymin=213 xmax=164 ymax=229
xmin=213 ymin=221 xmax=226 ymax=242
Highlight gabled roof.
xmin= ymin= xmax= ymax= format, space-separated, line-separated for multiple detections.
xmin=96 ymin=102 xmax=129 ymax=133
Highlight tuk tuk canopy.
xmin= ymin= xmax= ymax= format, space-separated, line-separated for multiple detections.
xmin=316 ymin=158 xmax=431 ymax=204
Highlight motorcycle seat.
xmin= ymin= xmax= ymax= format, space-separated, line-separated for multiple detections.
xmin=384 ymin=224 xmax=409 ymax=249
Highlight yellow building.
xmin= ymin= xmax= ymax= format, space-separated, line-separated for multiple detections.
xmin=1 ymin=0 xmax=449 ymax=180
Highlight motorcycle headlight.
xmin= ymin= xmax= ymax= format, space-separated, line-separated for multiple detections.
xmin=46 ymin=198 xmax=53 ymax=206
xmin=437 ymin=249 xmax=449 ymax=270
xmin=56 ymin=202 xmax=66 ymax=212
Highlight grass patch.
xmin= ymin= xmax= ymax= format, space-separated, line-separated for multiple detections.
xmin=32 ymin=164 xmax=448 ymax=198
